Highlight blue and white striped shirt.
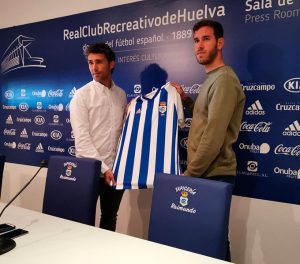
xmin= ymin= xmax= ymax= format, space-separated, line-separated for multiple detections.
xmin=113 ymin=82 xmax=184 ymax=189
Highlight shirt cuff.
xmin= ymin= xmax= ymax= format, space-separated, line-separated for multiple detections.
xmin=101 ymin=162 xmax=110 ymax=174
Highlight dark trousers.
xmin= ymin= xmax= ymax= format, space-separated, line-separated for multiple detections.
xmin=99 ymin=177 xmax=124 ymax=231
xmin=209 ymin=175 xmax=235 ymax=262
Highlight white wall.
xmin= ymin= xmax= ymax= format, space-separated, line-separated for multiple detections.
xmin=0 ymin=0 xmax=140 ymax=29
xmin=1 ymin=1 xmax=300 ymax=264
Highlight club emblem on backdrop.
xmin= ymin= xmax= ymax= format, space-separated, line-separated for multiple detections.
xmin=1 ymin=35 xmax=46 ymax=74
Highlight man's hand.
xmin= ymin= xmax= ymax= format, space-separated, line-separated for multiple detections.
xmin=103 ymin=169 xmax=116 ymax=186
xmin=170 ymin=82 xmax=188 ymax=100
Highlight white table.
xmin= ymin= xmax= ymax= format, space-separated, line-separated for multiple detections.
xmin=0 ymin=204 xmax=230 ymax=263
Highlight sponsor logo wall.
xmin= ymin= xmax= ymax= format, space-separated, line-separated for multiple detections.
xmin=0 ymin=0 xmax=299 ymax=204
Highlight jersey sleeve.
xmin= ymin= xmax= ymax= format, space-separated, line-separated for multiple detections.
xmin=164 ymin=82 xmax=185 ymax=128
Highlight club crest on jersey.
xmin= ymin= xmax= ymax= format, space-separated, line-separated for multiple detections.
xmin=136 ymin=108 xmax=141 ymax=114
xmin=179 ymin=191 xmax=189 ymax=206
xmin=159 ymin=101 xmax=167 ymax=114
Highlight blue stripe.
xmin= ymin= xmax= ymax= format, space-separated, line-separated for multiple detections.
xmin=113 ymin=112 xmax=130 ymax=181
xmin=138 ymin=100 xmax=154 ymax=188
xmin=171 ymin=105 xmax=178 ymax=174
xmin=122 ymin=101 xmax=142 ymax=188
xmin=155 ymin=89 xmax=168 ymax=173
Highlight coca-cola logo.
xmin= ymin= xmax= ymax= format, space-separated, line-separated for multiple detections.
xmin=3 ymin=128 xmax=16 ymax=136
xmin=240 ymin=121 xmax=271 ymax=133
xmin=17 ymin=142 xmax=31 ymax=150
xmin=274 ymin=144 xmax=300 ymax=156
xmin=181 ymin=84 xmax=201 ymax=94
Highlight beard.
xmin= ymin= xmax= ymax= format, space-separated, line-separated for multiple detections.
xmin=197 ymin=45 xmax=218 ymax=65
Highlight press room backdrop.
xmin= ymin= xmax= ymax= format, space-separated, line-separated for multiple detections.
xmin=0 ymin=0 xmax=299 ymax=207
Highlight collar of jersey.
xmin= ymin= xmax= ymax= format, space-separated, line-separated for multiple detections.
xmin=138 ymin=87 xmax=161 ymax=102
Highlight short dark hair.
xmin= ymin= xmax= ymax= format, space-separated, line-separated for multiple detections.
xmin=193 ymin=20 xmax=224 ymax=40
xmin=84 ymin=43 xmax=116 ymax=62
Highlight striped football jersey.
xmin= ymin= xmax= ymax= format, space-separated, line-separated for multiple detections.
xmin=113 ymin=82 xmax=184 ymax=189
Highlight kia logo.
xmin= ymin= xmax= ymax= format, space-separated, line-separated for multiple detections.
xmin=284 ymin=78 xmax=300 ymax=93
xmin=50 ymin=130 xmax=62 ymax=140
xmin=19 ymin=103 xmax=29 ymax=112
xmin=34 ymin=115 xmax=45 ymax=125
xmin=180 ymin=137 xmax=188 ymax=149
